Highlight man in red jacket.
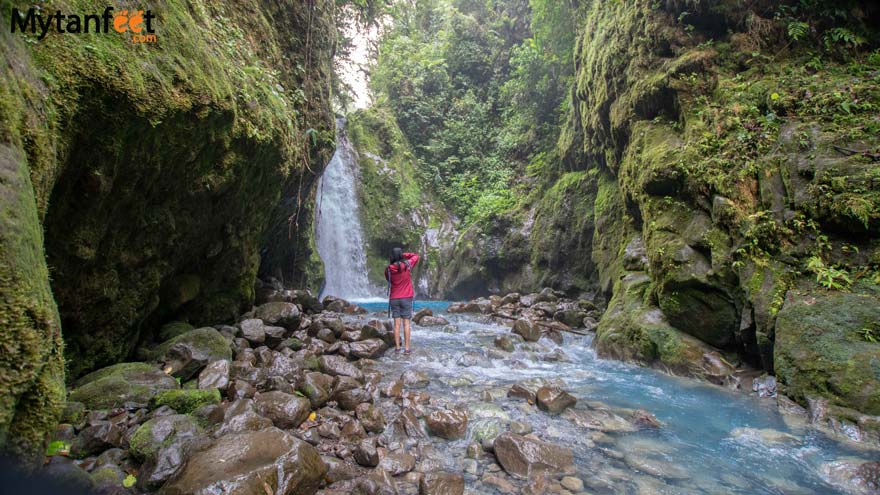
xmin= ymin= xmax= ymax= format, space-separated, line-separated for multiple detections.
xmin=385 ymin=247 xmax=420 ymax=354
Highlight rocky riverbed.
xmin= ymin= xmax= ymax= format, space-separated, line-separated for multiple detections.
xmin=34 ymin=287 xmax=880 ymax=495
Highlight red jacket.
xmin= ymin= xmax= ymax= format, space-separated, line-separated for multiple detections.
xmin=385 ymin=252 xmax=419 ymax=299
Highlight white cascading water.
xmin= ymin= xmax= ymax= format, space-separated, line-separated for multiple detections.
xmin=315 ymin=118 xmax=376 ymax=300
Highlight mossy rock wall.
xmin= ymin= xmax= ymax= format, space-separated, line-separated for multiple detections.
xmin=0 ymin=0 xmax=335 ymax=461
xmin=568 ymin=0 xmax=880 ymax=414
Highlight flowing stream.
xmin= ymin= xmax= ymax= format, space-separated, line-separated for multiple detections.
xmin=315 ymin=118 xmax=377 ymax=300
xmin=350 ymin=301 xmax=876 ymax=494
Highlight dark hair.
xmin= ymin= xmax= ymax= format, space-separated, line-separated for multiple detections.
xmin=390 ymin=247 xmax=405 ymax=271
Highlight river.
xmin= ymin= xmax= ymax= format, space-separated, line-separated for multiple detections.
xmin=348 ymin=300 xmax=876 ymax=494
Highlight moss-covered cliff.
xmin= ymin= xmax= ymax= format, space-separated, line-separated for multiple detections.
xmin=570 ymin=0 xmax=880 ymax=412
xmin=0 ymin=0 xmax=335 ymax=461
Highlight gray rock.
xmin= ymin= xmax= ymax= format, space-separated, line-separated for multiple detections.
xmin=253 ymin=302 xmax=301 ymax=330
xmin=420 ymin=471 xmax=464 ymax=495
xmin=320 ymin=355 xmax=364 ymax=381
xmin=238 ymin=319 xmax=266 ymax=345
xmin=354 ymin=439 xmax=380 ymax=467
xmin=161 ymin=428 xmax=326 ymax=495
xmin=493 ymin=432 xmax=574 ymax=480
xmin=512 ymin=319 xmax=540 ymax=342
xmin=254 ymin=391 xmax=311 ymax=428
xmin=129 ymin=414 xmax=207 ymax=488
xmin=535 ymin=386 xmax=576 ymax=414
xmin=197 ymin=359 xmax=230 ymax=391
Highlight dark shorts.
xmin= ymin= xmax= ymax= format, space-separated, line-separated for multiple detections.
xmin=390 ymin=297 xmax=414 ymax=319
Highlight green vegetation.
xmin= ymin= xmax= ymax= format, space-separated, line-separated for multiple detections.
xmin=151 ymin=388 xmax=221 ymax=414
xmin=370 ymin=0 xmax=578 ymax=223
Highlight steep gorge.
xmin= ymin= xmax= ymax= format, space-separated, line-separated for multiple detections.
xmin=357 ymin=0 xmax=880 ymax=418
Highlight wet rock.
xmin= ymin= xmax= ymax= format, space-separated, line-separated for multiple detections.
xmin=317 ymin=327 xmax=337 ymax=344
xmin=808 ymin=396 xmax=830 ymax=424
xmin=228 ymin=379 xmax=256 ymax=400
xmin=382 ymin=379 xmax=405 ymax=398
xmin=482 ymin=473 xmax=517 ymax=493
xmin=299 ymin=372 xmax=332 ymax=408
xmin=157 ymin=327 xmax=233 ymax=380
xmin=255 ymin=391 xmax=311 ymax=428
xmin=413 ymin=308 xmax=433 ymax=324
xmin=419 ymin=316 xmax=450 ymax=327
xmin=535 ymin=386 xmax=577 ymax=414
xmin=820 ymin=459 xmax=880 ymax=495
xmin=561 ymin=407 xmax=636 ymax=433
xmin=72 ymin=421 xmax=124 ymax=457
xmin=752 ymin=374 xmax=778 ymax=398
xmin=466 ymin=443 xmax=482 ymax=459
xmin=401 ymin=370 xmax=430 ymax=389
xmin=323 ymin=455 xmax=363 ymax=484
xmin=356 ymin=403 xmax=386 ymax=433
xmin=341 ymin=419 xmax=367 ymax=441
xmin=350 ymin=338 xmax=388 ymax=359
xmin=129 ymin=414 xmax=207 ymax=488
xmin=380 ymin=451 xmax=416 ymax=476
xmin=197 ymin=359 xmax=230 ymax=391
xmin=631 ymin=409 xmax=662 ymax=429
xmin=494 ymin=334 xmax=521 ymax=352
xmin=264 ymin=325 xmax=287 ymax=348
xmin=388 ymin=408 xmax=427 ymax=439
xmin=238 ymin=319 xmax=266 ymax=345
xmin=317 ymin=422 xmax=341 ymax=439
xmin=216 ymin=399 xmax=273 ymax=436
xmin=354 ymin=439 xmax=380 ymax=467
xmin=543 ymin=330 xmax=564 ymax=346
xmin=335 ymin=388 xmax=373 ymax=411
xmin=420 ymin=471 xmax=464 ymax=495
xmin=493 ymin=432 xmax=574 ymax=480
xmin=701 ymin=351 xmax=736 ymax=384
xmin=295 ymin=290 xmax=324 ymax=314
xmin=320 ymin=355 xmax=364 ymax=381
xmin=161 ymin=427 xmax=326 ymax=495
xmin=41 ymin=456 xmax=95 ymax=493
xmin=508 ymin=421 xmax=533 ymax=435
xmin=553 ymin=310 xmax=586 ymax=328
xmin=512 ymin=319 xmax=541 ymax=342
xmin=622 ymin=235 xmax=648 ymax=270
xmin=254 ymin=302 xmax=301 ymax=330
xmin=426 ymin=409 xmax=468 ymax=440
xmin=69 ymin=362 xmax=179 ymax=409
xmin=560 ymin=476 xmax=584 ymax=492
xmin=508 ymin=383 xmax=537 ymax=403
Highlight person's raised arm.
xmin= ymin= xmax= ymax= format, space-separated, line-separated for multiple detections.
xmin=403 ymin=252 xmax=420 ymax=268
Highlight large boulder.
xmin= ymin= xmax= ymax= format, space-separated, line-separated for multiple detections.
xmin=69 ymin=362 xmax=178 ymax=409
xmin=420 ymin=471 xmax=465 ymax=495
xmin=215 ymin=399 xmax=273 ymax=436
xmin=198 ymin=359 xmax=230 ymax=391
xmin=775 ymin=288 xmax=880 ymax=415
xmin=253 ymin=302 xmax=301 ymax=330
xmin=155 ymin=327 xmax=232 ymax=380
xmin=426 ymin=409 xmax=468 ymax=440
xmin=160 ymin=428 xmax=326 ymax=495
xmin=512 ymin=319 xmax=541 ymax=342
xmin=319 ymin=355 xmax=363 ymax=381
xmin=349 ymin=339 xmax=388 ymax=359
xmin=254 ymin=391 xmax=311 ymax=428
xmin=492 ymin=432 xmax=574 ymax=480
xmin=129 ymin=414 xmax=207 ymax=489
xmin=535 ymin=386 xmax=576 ymax=414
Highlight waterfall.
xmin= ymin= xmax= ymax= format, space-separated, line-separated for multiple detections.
xmin=315 ymin=118 xmax=376 ymax=300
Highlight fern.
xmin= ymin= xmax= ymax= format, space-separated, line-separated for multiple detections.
xmin=787 ymin=21 xmax=809 ymax=42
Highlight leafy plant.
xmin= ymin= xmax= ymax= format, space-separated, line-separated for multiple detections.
xmin=46 ymin=440 xmax=70 ymax=457
xmin=806 ymin=255 xmax=852 ymax=290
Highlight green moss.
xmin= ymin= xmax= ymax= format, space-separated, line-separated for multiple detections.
xmin=151 ymin=388 xmax=220 ymax=414
xmin=774 ymin=286 xmax=880 ymax=414
xmin=68 ymin=363 xmax=178 ymax=410
xmin=74 ymin=362 xmax=156 ymax=388
xmin=158 ymin=322 xmax=196 ymax=343
xmin=151 ymin=327 xmax=231 ymax=364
